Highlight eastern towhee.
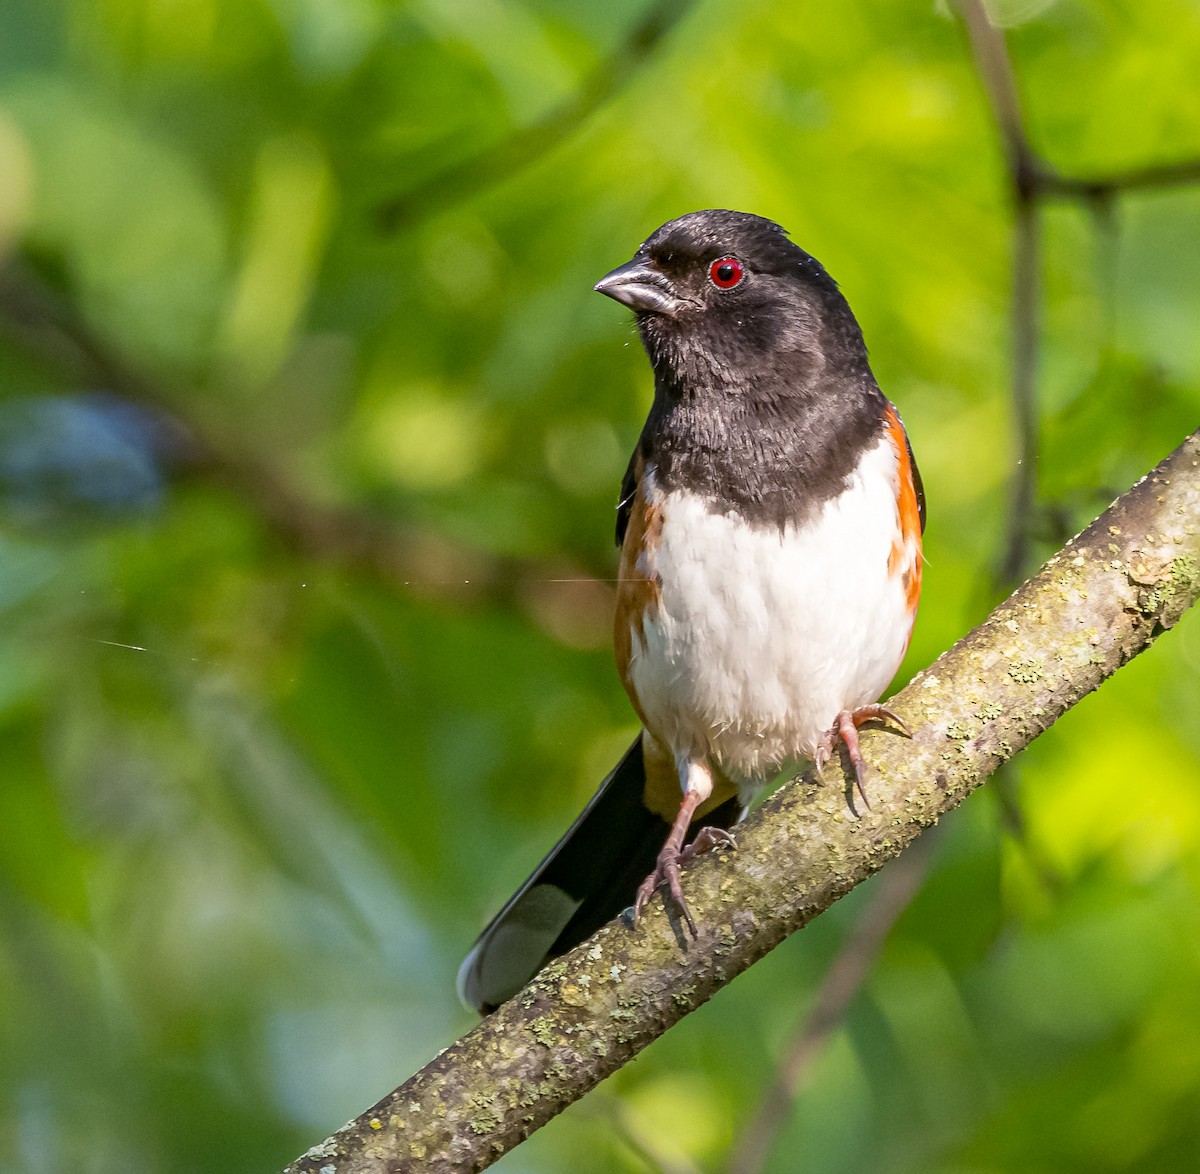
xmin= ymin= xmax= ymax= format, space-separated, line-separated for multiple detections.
xmin=459 ymin=209 xmax=924 ymax=1014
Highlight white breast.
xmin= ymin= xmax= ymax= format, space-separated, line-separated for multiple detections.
xmin=624 ymin=432 xmax=915 ymax=790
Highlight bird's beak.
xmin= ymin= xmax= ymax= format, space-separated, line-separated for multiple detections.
xmin=594 ymin=257 xmax=685 ymax=317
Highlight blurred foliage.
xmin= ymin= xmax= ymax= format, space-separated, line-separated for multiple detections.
xmin=0 ymin=1 xmax=1198 ymax=1171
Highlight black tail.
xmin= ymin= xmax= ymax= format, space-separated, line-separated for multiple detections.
xmin=457 ymin=735 xmax=742 ymax=1013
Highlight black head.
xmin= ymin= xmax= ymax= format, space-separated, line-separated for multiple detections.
xmin=595 ymin=209 xmax=871 ymax=399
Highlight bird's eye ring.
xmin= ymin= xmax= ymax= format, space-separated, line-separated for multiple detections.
xmin=708 ymin=257 xmax=745 ymax=289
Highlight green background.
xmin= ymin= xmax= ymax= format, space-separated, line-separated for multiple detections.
xmin=1 ymin=1 xmax=1198 ymax=1170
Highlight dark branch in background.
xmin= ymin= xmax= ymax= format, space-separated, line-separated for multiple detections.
xmin=0 ymin=256 xmax=587 ymax=611
xmin=724 ymin=835 xmax=936 ymax=1174
xmin=1043 ymin=157 xmax=1200 ymax=199
xmin=1005 ymin=191 xmax=1041 ymax=586
xmin=954 ymin=0 xmax=1200 ymax=584
xmin=284 ymin=433 xmax=1200 ymax=1174
xmin=0 ymin=258 xmax=387 ymax=556
xmin=375 ymin=0 xmax=694 ymax=232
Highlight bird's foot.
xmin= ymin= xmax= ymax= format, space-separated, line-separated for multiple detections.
xmin=632 ymin=806 xmax=737 ymax=937
xmin=813 ymin=704 xmax=912 ymax=811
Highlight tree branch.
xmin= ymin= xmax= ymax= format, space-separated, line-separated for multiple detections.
xmin=954 ymin=0 xmax=1200 ymax=583
xmin=284 ymin=432 xmax=1200 ymax=1172
xmin=1002 ymin=193 xmax=1041 ymax=585
xmin=954 ymin=0 xmax=1036 ymax=189
xmin=955 ymin=1 xmax=1200 ymax=207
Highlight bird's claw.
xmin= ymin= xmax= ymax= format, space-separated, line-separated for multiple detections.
xmin=815 ymin=704 xmax=911 ymax=812
xmin=632 ymin=826 xmax=737 ymax=937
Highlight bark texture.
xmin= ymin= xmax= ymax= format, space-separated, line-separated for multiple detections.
xmin=285 ymin=432 xmax=1200 ymax=1174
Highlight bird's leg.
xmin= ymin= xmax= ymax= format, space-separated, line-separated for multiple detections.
xmin=813 ymin=704 xmax=912 ymax=811
xmin=633 ymin=789 xmax=703 ymax=935
xmin=633 ymin=759 xmax=734 ymax=937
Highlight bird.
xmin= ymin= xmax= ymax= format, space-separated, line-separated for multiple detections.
xmin=458 ymin=209 xmax=924 ymax=1014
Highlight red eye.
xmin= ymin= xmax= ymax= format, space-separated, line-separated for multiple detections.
xmin=709 ymin=256 xmax=744 ymax=289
